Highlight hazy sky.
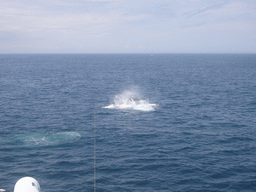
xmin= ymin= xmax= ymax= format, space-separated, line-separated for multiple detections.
xmin=1 ymin=0 xmax=255 ymax=53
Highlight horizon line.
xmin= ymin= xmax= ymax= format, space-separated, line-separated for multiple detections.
xmin=1 ymin=52 xmax=255 ymax=55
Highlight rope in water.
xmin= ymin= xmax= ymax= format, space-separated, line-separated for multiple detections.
xmin=94 ymin=112 xmax=96 ymax=192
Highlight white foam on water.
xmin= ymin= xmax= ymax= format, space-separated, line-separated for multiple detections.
xmin=104 ymin=89 xmax=157 ymax=112
xmin=15 ymin=131 xmax=81 ymax=147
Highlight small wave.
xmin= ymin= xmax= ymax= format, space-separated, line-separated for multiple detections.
xmin=15 ymin=131 xmax=81 ymax=147
xmin=103 ymin=90 xmax=157 ymax=112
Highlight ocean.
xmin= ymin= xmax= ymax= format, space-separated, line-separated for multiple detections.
xmin=0 ymin=54 xmax=255 ymax=191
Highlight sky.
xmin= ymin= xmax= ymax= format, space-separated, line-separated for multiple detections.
xmin=0 ymin=0 xmax=255 ymax=53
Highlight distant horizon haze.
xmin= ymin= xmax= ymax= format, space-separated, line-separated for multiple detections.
xmin=1 ymin=0 xmax=255 ymax=54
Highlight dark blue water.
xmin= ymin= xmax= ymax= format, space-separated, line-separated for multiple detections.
xmin=0 ymin=54 xmax=256 ymax=192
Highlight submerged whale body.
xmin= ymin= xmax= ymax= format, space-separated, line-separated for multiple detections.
xmin=15 ymin=131 xmax=81 ymax=147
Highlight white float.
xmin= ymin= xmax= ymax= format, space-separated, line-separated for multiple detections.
xmin=14 ymin=177 xmax=40 ymax=192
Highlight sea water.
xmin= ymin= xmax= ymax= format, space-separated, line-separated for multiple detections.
xmin=0 ymin=54 xmax=256 ymax=191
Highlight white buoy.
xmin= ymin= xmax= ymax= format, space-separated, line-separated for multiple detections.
xmin=14 ymin=177 xmax=40 ymax=192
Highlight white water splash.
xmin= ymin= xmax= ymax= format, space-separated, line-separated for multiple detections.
xmin=104 ymin=90 xmax=157 ymax=112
